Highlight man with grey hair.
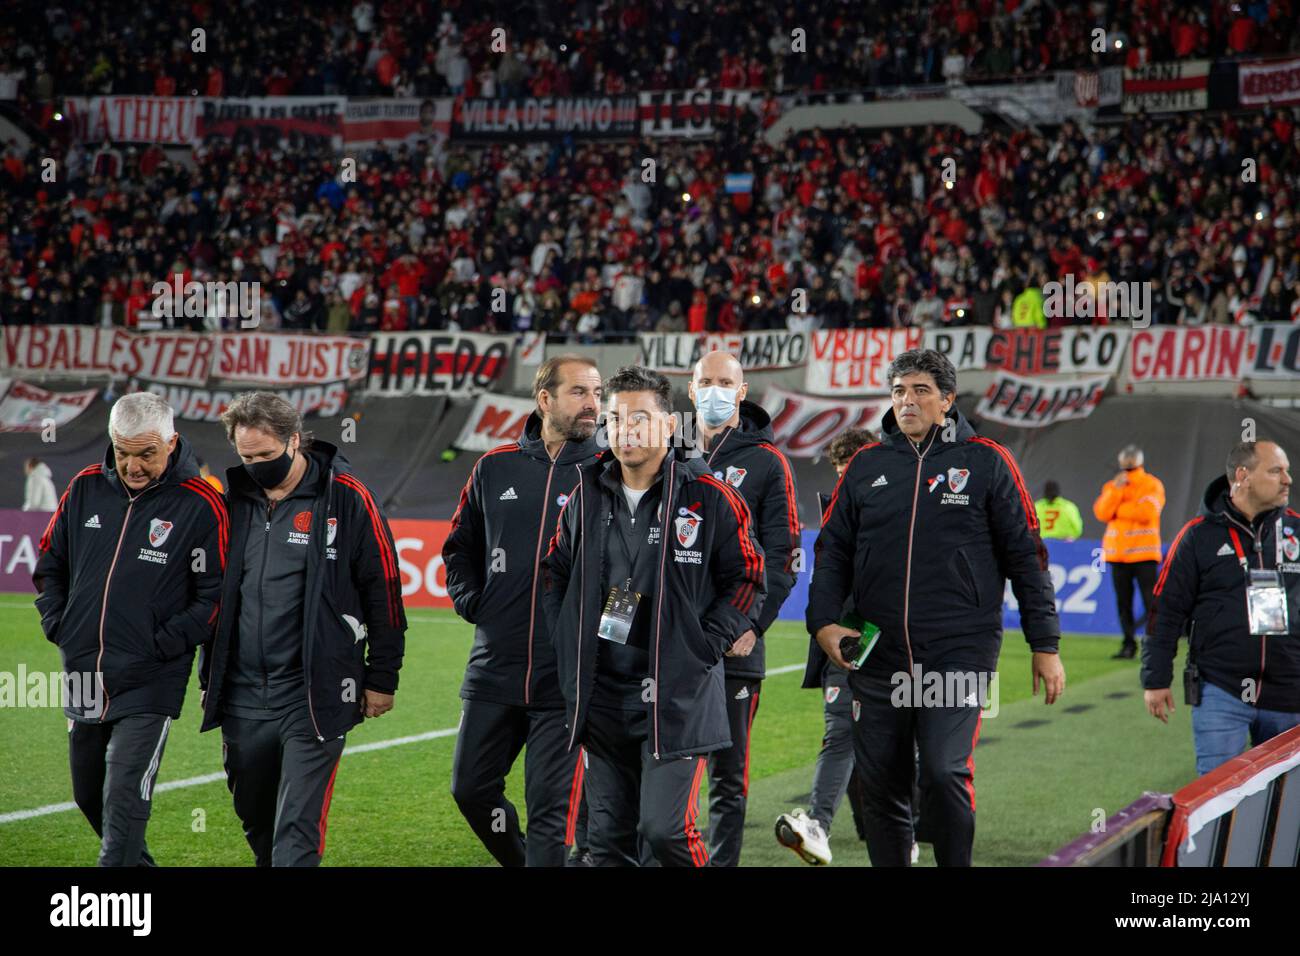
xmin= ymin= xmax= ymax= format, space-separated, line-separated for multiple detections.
xmin=200 ymin=391 xmax=406 ymax=866
xmin=33 ymin=392 xmax=228 ymax=866
xmin=1094 ymin=444 xmax=1166 ymax=659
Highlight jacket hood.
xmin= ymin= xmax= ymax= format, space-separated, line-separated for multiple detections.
xmin=101 ymin=433 xmax=200 ymax=496
xmin=593 ymin=443 xmax=711 ymax=486
xmin=226 ymin=438 xmax=350 ymax=499
xmin=1200 ymin=472 xmax=1283 ymax=527
xmin=701 ymin=400 xmax=774 ymax=454
xmin=519 ymin=410 xmax=600 ymax=465
xmin=880 ymin=403 xmax=977 ymax=446
xmin=31 ymin=462 xmax=52 ymax=480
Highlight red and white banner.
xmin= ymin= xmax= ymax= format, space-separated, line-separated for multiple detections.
xmin=517 ymin=332 xmax=547 ymax=366
xmin=212 ymin=333 xmax=368 ymax=385
xmin=638 ymin=330 xmax=807 ymax=374
xmin=0 ymin=380 xmax=98 ymax=432
xmin=1248 ymin=323 xmax=1300 ymax=379
xmin=976 ymin=371 xmax=1109 ymax=428
xmin=63 ymin=96 xmax=200 ymax=145
xmin=1123 ymin=60 xmax=1209 ymax=114
xmin=198 ymin=97 xmax=346 ymax=149
xmin=761 ymin=384 xmax=890 ymax=458
xmin=453 ymin=393 xmax=534 ymax=452
xmin=131 ymin=379 xmax=349 ymax=422
xmin=804 ymin=328 xmax=923 ymax=395
xmin=1126 ymin=327 xmax=1250 ymax=382
xmin=391 ymin=519 xmax=454 ymax=608
xmin=343 ymin=97 xmax=452 ymax=148
xmin=365 ymin=332 xmax=513 ymax=396
xmin=638 ymin=89 xmax=757 ymax=138
xmin=1 ymin=326 xmax=213 ymax=386
xmin=1239 ymin=57 xmax=1300 ymax=107
xmin=924 ymin=327 xmax=1129 ymax=374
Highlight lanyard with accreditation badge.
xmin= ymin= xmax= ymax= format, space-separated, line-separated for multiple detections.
xmin=598 ymin=495 xmax=656 ymax=645
xmin=1227 ymin=523 xmax=1290 ymax=637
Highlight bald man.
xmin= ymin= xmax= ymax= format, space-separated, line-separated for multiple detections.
xmin=689 ymin=350 xmax=800 ymax=866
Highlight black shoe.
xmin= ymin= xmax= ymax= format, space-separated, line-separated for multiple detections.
xmin=1111 ymin=644 xmax=1137 ymax=660
xmin=567 ymin=846 xmax=594 ymax=867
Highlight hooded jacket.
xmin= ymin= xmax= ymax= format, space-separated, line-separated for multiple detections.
xmin=23 ymin=462 xmax=58 ymax=511
xmin=542 ymin=446 xmax=767 ymax=759
xmin=807 ymin=406 xmax=1060 ymax=675
xmin=442 ymin=412 xmax=600 ymax=707
xmin=1143 ymin=476 xmax=1300 ymax=712
xmin=199 ymin=441 xmax=407 ymax=740
xmin=699 ymin=400 xmax=800 ymax=681
xmin=32 ymin=436 xmax=228 ymax=722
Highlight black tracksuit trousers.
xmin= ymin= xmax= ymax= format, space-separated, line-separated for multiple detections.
xmin=221 ymin=706 xmax=346 ymax=867
xmin=69 ymin=713 xmax=172 ymax=866
xmin=582 ymin=704 xmax=710 ymax=867
xmin=705 ymin=677 xmax=761 ymax=866
xmin=450 ymin=699 xmax=582 ymax=867
xmin=849 ymin=668 xmax=984 ymax=867
xmin=1110 ymin=559 xmax=1158 ymax=647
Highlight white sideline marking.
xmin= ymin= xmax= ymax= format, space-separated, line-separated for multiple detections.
xmin=0 ymin=666 xmax=804 ymax=825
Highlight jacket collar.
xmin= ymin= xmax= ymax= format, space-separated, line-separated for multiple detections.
xmin=518 ymin=411 xmax=600 ymax=465
xmin=700 ymin=400 xmax=774 ymax=458
xmin=879 ymin=403 xmax=977 ymax=451
xmin=101 ymin=433 xmax=200 ymax=498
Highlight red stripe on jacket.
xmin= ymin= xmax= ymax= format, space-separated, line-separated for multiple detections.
xmin=1153 ymin=517 xmax=1204 ymax=596
xmin=757 ymin=442 xmax=801 ymax=539
xmin=448 ymin=444 xmax=518 ymax=533
xmin=39 ymin=465 xmax=103 ymax=552
xmin=699 ymin=474 xmax=764 ymax=615
xmin=969 ymin=437 xmax=1037 ymax=531
xmin=181 ymin=478 xmax=230 ymax=571
xmin=334 ymin=474 xmax=402 ymax=628
xmin=819 ymin=443 xmax=881 ymax=528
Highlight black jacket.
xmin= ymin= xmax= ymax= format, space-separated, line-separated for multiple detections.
xmin=33 ymin=436 xmax=228 ymax=723
xmin=542 ymin=447 xmax=767 ymax=759
xmin=1143 ymin=476 xmax=1300 ymax=711
xmin=442 ymin=413 xmax=599 ymax=707
xmin=699 ymin=400 xmax=800 ymax=680
xmin=199 ymin=441 xmax=407 ymax=740
xmin=806 ymin=406 xmax=1060 ymax=675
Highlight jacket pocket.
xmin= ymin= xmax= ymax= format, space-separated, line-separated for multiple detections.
xmin=851 ymin=543 xmax=874 ymax=614
xmin=955 ymin=549 xmax=981 ymax=607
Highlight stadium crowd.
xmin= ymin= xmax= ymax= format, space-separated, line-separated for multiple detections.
xmin=0 ymin=2 xmax=1298 ymax=337
xmin=5 ymin=0 xmax=1296 ymax=111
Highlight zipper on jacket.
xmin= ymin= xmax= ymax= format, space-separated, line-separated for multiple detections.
xmin=901 ymin=430 xmax=940 ymax=675
xmin=94 ymin=496 xmax=137 ymax=722
xmin=1227 ymin=513 xmax=1268 ymax=703
xmin=567 ymin=481 xmax=586 ymax=752
xmin=651 ymin=459 xmax=676 ymax=759
xmin=258 ymin=500 xmax=275 ymax=710
xmin=705 ymin=427 xmax=733 ymax=468
xmin=303 ymin=477 xmax=330 ymax=742
xmin=525 ymin=451 xmax=562 ymax=705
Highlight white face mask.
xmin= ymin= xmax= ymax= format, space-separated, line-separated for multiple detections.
xmin=694 ymin=385 xmax=739 ymax=428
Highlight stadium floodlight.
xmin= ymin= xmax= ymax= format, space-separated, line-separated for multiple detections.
xmin=751 ymin=294 xmax=761 ymax=305
xmin=682 ymin=192 xmax=691 ymax=202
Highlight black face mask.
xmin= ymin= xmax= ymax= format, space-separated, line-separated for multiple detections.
xmin=1122 ymin=465 xmax=1140 ymax=472
xmin=244 ymin=442 xmax=295 ymax=490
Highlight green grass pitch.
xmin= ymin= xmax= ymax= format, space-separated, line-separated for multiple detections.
xmin=0 ymin=596 xmax=1194 ymax=866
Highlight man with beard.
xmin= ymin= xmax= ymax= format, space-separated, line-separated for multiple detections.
xmin=444 ymin=355 xmax=603 ymax=866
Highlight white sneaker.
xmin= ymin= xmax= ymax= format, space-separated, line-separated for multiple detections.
xmin=775 ymin=808 xmax=832 ymax=865
xmin=911 ymin=841 xmax=920 ymax=865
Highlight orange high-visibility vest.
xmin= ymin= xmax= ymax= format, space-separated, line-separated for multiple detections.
xmin=1093 ymin=466 xmax=1165 ymax=563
